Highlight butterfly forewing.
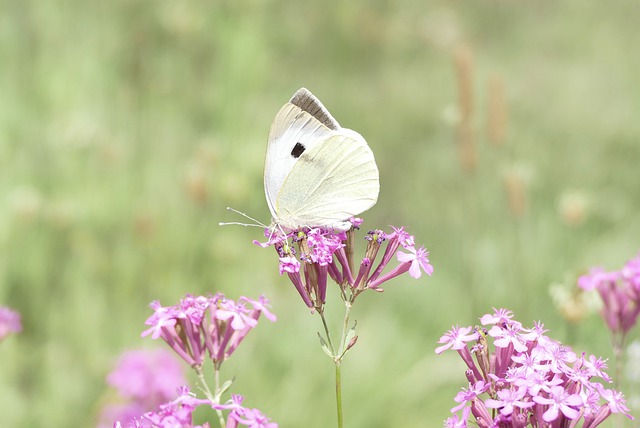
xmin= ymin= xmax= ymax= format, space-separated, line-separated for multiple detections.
xmin=264 ymin=107 xmax=336 ymax=219
xmin=264 ymin=89 xmax=341 ymax=221
xmin=289 ymin=88 xmax=340 ymax=131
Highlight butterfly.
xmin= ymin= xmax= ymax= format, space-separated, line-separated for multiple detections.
xmin=264 ymin=88 xmax=379 ymax=232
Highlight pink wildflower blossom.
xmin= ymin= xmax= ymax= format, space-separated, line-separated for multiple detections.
xmin=255 ymin=221 xmax=432 ymax=310
xmin=436 ymin=325 xmax=479 ymax=354
xmin=395 ymin=245 xmax=433 ymax=279
xmin=578 ymin=252 xmax=640 ymax=342
xmin=0 ymin=306 xmax=22 ymax=341
xmin=142 ymin=293 xmax=275 ymax=367
xmin=213 ymin=395 xmax=278 ymax=428
xmin=98 ymin=349 xmax=186 ymax=428
xmin=438 ymin=308 xmax=634 ymax=427
xmin=532 ymin=385 xmax=582 ymax=422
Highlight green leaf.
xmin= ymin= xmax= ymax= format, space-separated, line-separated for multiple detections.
xmin=317 ymin=332 xmax=334 ymax=358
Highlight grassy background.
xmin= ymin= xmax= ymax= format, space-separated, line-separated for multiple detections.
xmin=1 ymin=0 xmax=639 ymax=426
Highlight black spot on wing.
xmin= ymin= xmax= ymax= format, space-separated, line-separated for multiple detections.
xmin=291 ymin=142 xmax=306 ymax=158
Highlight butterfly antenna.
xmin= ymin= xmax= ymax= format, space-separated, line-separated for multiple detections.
xmin=219 ymin=207 xmax=268 ymax=228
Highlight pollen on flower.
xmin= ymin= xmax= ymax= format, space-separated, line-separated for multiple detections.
xmin=365 ymin=229 xmax=386 ymax=244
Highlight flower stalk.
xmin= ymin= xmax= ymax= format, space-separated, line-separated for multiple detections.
xmin=256 ymin=218 xmax=433 ymax=426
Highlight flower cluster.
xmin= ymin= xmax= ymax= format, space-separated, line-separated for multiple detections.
xmin=98 ymin=349 xmax=187 ymax=428
xmin=578 ymin=252 xmax=640 ymax=343
xmin=437 ymin=308 xmax=633 ymax=427
xmin=113 ymin=294 xmax=279 ymax=427
xmin=0 ymin=306 xmax=22 ymax=341
xmin=142 ymin=293 xmax=276 ymax=368
xmin=114 ymin=386 xmax=213 ymax=428
xmin=114 ymin=388 xmax=279 ymax=428
xmin=255 ymin=219 xmax=433 ymax=310
xmin=213 ymin=394 xmax=278 ymax=428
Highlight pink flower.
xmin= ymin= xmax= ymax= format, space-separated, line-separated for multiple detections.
xmin=215 ymin=395 xmax=279 ymax=428
xmin=138 ymin=386 xmax=213 ymax=428
xmin=278 ymin=256 xmax=300 ymax=274
xmin=389 ymin=225 xmax=415 ymax=248
xmin=305 ymin=229 xmax=344 ymax=266
xmin=0 ymin=306 xmax=21 ymax=341
xmin=480 ymin=308 xmax=514 ymax=326
xmin=252 ymin=230 xmax=288 ymax=249
xmin=578 ymin=252 xmax=640 ymax=342
xmin=543 ymin=341 xmax=577 ymax=374
xmin=216 ymin=300 xmax=258 ymax=331
xmin=257 ymin=221 xmax=433 ymax=309
xmin=231 ymin=408 xmax=278 ymax=428
xmin=577 ymin=267 xmax=618 ymax=291
xmin=212 ymin=393 xmax=245 ymax=413
xmin=438 ymin=309 xmax=629 ymax=428
xmin=142 ymin=293 xmax=275 ymax=367
xmin=622 ymin=253 xmax=640 ymax=289
xmin=532 ymin=385 xmax=582 ymax=422
xmin=488 ymin=322 xmax=529 ymax=353
xmin=485 ymin=386 xmax=534 ymax=416
xmin=436 ymin=326 xmax=478 ymax=354
xmin=597 ymin=384 xmax=634 ymax=419
xmin=510 ymin=346 xmax=549 ymax=376
xmin=141 ymin=308 xmax=177 ymax=341
xmin=108 ymin=349 xmax=186 ymax=402
xmin=240 ymin=296 xmax=277 ymax=322
xmin=451 ymin=381 xmax=487 ymax=412
xmin=444 ymin=407 xmax=470 ymax=427
xmin=98 ymin=349 xmax=186 ymax=428
xmin=349 ymin=217 xmax=363 ymax=228
xmin=395 ymin=245 xmax=433 ymax=279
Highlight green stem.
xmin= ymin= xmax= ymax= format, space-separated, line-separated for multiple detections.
xmin=195 ymin=365 xmax=215 ymax=400
xmin=335 ymin=360 xmax=343 ymax=428
xmin=319 ymin=310 xmax=336 ymax=355
xmin=612 ymin=334 xmax=625 ymax=428
xmin=334 ymin=301 xmax=353 ymax=427
xmin=197 ymin=365 xmax=225 ymax=428
xmin=614 ymin=334 xmax=625 ymax=389
xmin=338 ymin=302 xmax=352 ymax=359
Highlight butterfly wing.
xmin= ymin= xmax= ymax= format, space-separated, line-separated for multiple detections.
xmin=264 ymin=88 xmax=340 ymax=221
xmin=274 ymin=128 xmax=379 ymax=229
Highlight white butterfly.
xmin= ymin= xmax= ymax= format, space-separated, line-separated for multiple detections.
xmin=264 ymin=88 xmax=379 ymax=232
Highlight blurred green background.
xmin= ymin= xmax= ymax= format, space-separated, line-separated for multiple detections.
xmin=1 ymin=0 xmax=639 ymax=426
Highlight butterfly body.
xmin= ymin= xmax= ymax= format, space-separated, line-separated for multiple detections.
xmin=264 ymin=88 xmax=379 ymax=232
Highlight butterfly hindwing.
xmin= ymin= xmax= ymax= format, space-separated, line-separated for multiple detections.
xmin=274 ymin=130 xmax=379 ymax=229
